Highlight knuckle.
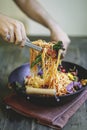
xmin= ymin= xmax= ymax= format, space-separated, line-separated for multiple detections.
xmin=15 ymin=24 xmax=18 ymax=29
xmin=22 ymin=38 xmax=26 ymax=43
xmin=9 ymin=25 xmax=13 ymax=31
xmin=17 ymin=38 xmax=22 ymax=43
xmin=3 ymin=28 xmax=8 ymax=35
xmin=22 ymin=35 xmax=26 ymax=43
xmin=14 ymin=21 xmax=19 ymax=29
xmin=19 ymin=22 xmax=24 ymax=27
xmin=20 ymin=22 xmax=25 ymax=30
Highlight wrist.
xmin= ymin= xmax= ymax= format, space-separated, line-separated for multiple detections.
xmin=47 ymin=20 xmax=59 ymax=33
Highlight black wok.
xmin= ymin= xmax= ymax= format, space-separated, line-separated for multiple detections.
xmin=8 ymin=61 xmax=87 ymax=105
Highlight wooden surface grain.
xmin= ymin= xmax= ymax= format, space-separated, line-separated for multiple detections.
xmin=0 ymin=36 xmax=87 ymax=130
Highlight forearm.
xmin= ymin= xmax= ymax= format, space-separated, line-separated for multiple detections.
xmin=13 ymin=0 xmax=56 ymax=31
xmin=13 ymin=0 xmax=70 ymax=51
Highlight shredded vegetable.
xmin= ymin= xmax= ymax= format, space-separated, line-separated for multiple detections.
xmin=24 ymin=40 xmax=87 ymax=96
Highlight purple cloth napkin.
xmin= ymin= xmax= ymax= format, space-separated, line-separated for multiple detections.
xmin=4 ymin=90 xmax=87 ymax=130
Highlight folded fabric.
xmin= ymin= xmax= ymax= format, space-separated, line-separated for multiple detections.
xmin=4 ymin=90 xmax=87 ymax=130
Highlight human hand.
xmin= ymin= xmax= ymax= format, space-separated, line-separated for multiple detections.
xmin=50 ymin=24 xmax=70 ymax=54
xmin=0 ymin=14 xmax=26 ymax=46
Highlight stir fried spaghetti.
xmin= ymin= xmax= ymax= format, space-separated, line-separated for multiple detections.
xmin=25 ymin=40 xmax=87 ymax=96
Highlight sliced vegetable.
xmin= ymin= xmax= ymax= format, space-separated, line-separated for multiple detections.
xmin=53 ymin=41 xmax=65 ymax=51
xmin=31 ymin=41 xmax=65 ymax=68
xmin=61 ymin=68 xmax=66 ymax=73
xmin=73 ymin=82 xmax=82 ymax=89
xmin=38 ymin=66 xmax=43 ymax=76
xmin=47 ymin=48 xmax=57 ymax=58
xmin=11 ymin=82 xmax=25 ymax=92
xmin=66 ymin=82 xmax=74 ymax=93
xmin=66 ymin=81 xmax=82 ymax=93
xmin=81 ymin=79 xmax=87 ymax=86
xmin=31 ymin=54 xmax=42 ymax=68
xmin=68 ymin=72 xmax=74 ymax=80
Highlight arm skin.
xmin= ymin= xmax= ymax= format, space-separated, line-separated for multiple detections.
xmin=13 ymin=0 xmax=70 ymax=52
xmin=13 ymin=0 xmax=55 ymax=30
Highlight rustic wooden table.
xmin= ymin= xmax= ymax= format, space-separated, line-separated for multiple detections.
xmin=0 ymin=36 xmax=87 ymax=130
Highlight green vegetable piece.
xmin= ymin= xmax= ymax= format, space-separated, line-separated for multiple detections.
xmin=15 ymin=82 xmax=22 ymax=88
xmin=53 ymin=41 xmax=65 ymax=51
xmin=31 ymin=54 xmax=42 ymax=68
xmin=15 ymin=82 xmax=25 ymax=92
xmin=31 ymin=41 xmax=64 ymax=68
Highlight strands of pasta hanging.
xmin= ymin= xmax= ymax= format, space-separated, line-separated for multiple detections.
xmin=25 ymin=40 xmax=73 ymax=96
